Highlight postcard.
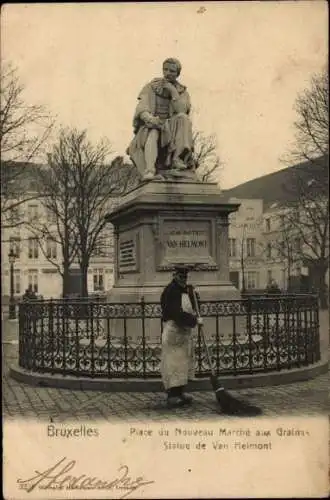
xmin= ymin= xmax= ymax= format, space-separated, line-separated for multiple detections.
xmin=2 ymin=2 xmax=329 ymax=498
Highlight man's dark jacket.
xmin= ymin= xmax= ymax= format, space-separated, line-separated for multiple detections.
xmin=160 ymin=280 xmax=198 ymax=329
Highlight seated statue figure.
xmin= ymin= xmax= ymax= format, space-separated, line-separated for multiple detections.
xmin=127 ymin=58 xmax=195 ymax=181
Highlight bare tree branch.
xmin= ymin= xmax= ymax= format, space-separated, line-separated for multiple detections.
xmin=192 ymin=130 xmax=223 ymax=182
xmin=279 ymin=70 xmax=329 ymax=306
xmin=32 ymin=128 xmax=138 ymax=296
xmin=1 ymin=61 xmax=55 ymax=228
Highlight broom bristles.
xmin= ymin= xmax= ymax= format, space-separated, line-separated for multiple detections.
xmin=210 ymin=375 xmax=262 ymax=416
xmin=193 ymin=290 xmax=262 ymax=417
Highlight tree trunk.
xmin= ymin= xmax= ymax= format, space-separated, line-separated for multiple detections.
xmin=80 ymin=263 xmax=89 ymax=297
xmin=310 ymin=262 xmax=328 ymax=310
xmin=62 ymin=264 xmax=71 ymax=297
xmin=317 ymin=268 xmax=328 ymax=310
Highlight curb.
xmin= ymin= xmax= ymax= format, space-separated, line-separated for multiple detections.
xmin=10 ymin=360 xmax=328 ymax=392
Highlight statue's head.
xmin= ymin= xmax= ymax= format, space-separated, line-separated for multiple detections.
xmin=163 ymin=58 xmax=182 ymax=81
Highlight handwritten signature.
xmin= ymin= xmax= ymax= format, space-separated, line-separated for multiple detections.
xmin=17 ymin=457 xmax=154 ymax=498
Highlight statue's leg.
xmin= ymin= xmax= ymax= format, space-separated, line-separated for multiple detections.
xmin=169 ymin=114 xmax=193 ymax=169
xmin=144 ymin=129 xmax=159 ymax=179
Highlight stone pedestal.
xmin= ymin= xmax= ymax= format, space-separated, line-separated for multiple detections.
xmin=105 ymin=179 xmax=240 ymax=340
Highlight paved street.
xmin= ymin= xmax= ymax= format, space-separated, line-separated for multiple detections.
xmin=2 ymin=316 xmax=329 ymax=422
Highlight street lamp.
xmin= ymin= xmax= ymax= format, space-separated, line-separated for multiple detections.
xmin=8 ymin=249 xmax=16 ymax=319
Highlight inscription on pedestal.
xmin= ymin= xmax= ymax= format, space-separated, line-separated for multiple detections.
xmin=119 ymin=238 xmax=138 ymax=272
xmin=158 ymin=219 xmax=217 ymax=270
xmin=166 ymin=228 xmax=208 ymax=257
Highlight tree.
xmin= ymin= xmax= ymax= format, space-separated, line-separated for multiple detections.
xmin=32 ymin=128 xmax=137 ymax=297
xmin=279 ymin=183 xmax=328 ymax=305
xmin=192 ymin=130 xmax=223 ymax=182
xmin=264 ymin=213 xmax=297 ymax=291
xmin=28 ymin=150 xmax=79 ymax=297
xmin=291 ymin=70 xmax=328 ymax=163
xmin=1 ymin=62 xmax=54 ymax=228
xmin=282 ymin=70 xmax=329 ymax=307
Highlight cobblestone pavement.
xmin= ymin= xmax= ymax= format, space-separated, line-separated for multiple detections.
xmin=2 ymin=338 xmax=329 ymax=422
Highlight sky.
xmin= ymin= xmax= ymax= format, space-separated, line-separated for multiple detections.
xmin=1 ymin=2 xmax=328 ymax=188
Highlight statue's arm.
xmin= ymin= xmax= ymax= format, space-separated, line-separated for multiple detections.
xmin=134 ymin=84 xmax=162 ymax=129
xmin=135 ymin=87 xmax=151 ymax=119
xmin=140 ymin=111 xmax=162 ymax=128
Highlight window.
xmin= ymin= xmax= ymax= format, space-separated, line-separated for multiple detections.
xmin=267 ymin=269 xmax=272 ymax=283
xmin=46 ymin=207 xmax=56 ymax=223
xmin=14 ymin=269 xmax=21 ymax=294
xmin=266 ymin=242 xmax=272 ymax=259
xmin=228 ymin=238 xmax=237 ymax=257
xmin=294 ymin=237 xmax=302 ymax=253
xmin=93 ymin=269 xmax=104 ymax=291
xmin=28 ymin=237 xmax=39 ymax=259
xmin=27 ymin=204 xmax=38 ymax=222
xmin=246 ymin=238 xmax=256 ymax=257
xmin=28 ymin=270 xmax=38 ymax=293
xmin=93 ymin=241 xmax=104 ymax=257
xmin=265 ymin=219 xmax=271 ymax=232
xmin=9 ymin=206 xmax=19 ymax=225
xmin=279 ymin=241 xmax=285 ymax=257
xmin=247 ymin=271 xmax=258 ymax=289
xmin=279 ymin=215 xmax=285 ymax=227
xmin=46 ymin=238 xmax=57 ymax=259
xmin=9 ymin=237 xmax=21 ymax=258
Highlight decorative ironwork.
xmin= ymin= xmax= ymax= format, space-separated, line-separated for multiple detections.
xmin=18 ymin=295 xmax=320 ymax=379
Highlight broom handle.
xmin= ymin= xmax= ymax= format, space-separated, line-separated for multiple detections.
xmin=192 ymin=288 xmax=216 ymax=377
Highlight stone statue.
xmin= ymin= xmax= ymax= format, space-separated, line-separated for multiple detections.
xmin=127 ymin=58 xmax=195 ymax=181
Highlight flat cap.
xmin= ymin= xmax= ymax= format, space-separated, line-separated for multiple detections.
xmin=173 ymin=264 xmax=194 ymax=274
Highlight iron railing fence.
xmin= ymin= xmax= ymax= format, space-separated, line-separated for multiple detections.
xmin=18 ymin=294 xmax=320 ymax=379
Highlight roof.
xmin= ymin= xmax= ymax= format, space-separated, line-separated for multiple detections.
xmin=1 ymin=159 xmax=138 ymax=196
xmin=223 ymin=156 xmax=328 ymax=211
xmin=1 ymin=161 xmax=43 ymax=192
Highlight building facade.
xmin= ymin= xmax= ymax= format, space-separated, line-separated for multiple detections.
xmin=3 ymin=196 xmax=314 ymax=299
xmin=227 ymin=197 xmax=328 ymax=292
xmin=262 ymin=201 xmax=329 ymax=292
xmin=228 ymin=198 xmax=267 ymax=291
xmin=2 ymin=198 xmax=116 ymax=300
xmin=2 ymin=157 xmax=327 ymax=298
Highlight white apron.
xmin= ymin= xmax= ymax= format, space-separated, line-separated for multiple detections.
xmin=160 ymin=293 xmax=195 ymax=390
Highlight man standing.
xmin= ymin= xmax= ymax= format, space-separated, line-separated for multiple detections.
xmin=127 ymin=58 xmax=194 ymax=181
xmin=160 ymin=265 xmax=203 ymax=408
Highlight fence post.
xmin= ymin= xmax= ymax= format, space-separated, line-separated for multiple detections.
xmin=18 ymin=302 xmax=24 ymax=368
xmin=141 ymin=296 xmax=146 ymax=378
xmin=245 ymin=296 xmax=253 ymax=373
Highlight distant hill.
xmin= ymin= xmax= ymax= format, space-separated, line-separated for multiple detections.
xmin=223 ymin=156 xmax=328 ymax=210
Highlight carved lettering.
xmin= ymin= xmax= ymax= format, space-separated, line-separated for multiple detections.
xmin=119 ymin=238 xmax=137 ymax=271
xmin=166 ymin=240 xmax=207 ymax=248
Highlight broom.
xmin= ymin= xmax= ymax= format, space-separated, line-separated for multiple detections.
xmin=192 ymin=289 xmax=262 ymax=416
